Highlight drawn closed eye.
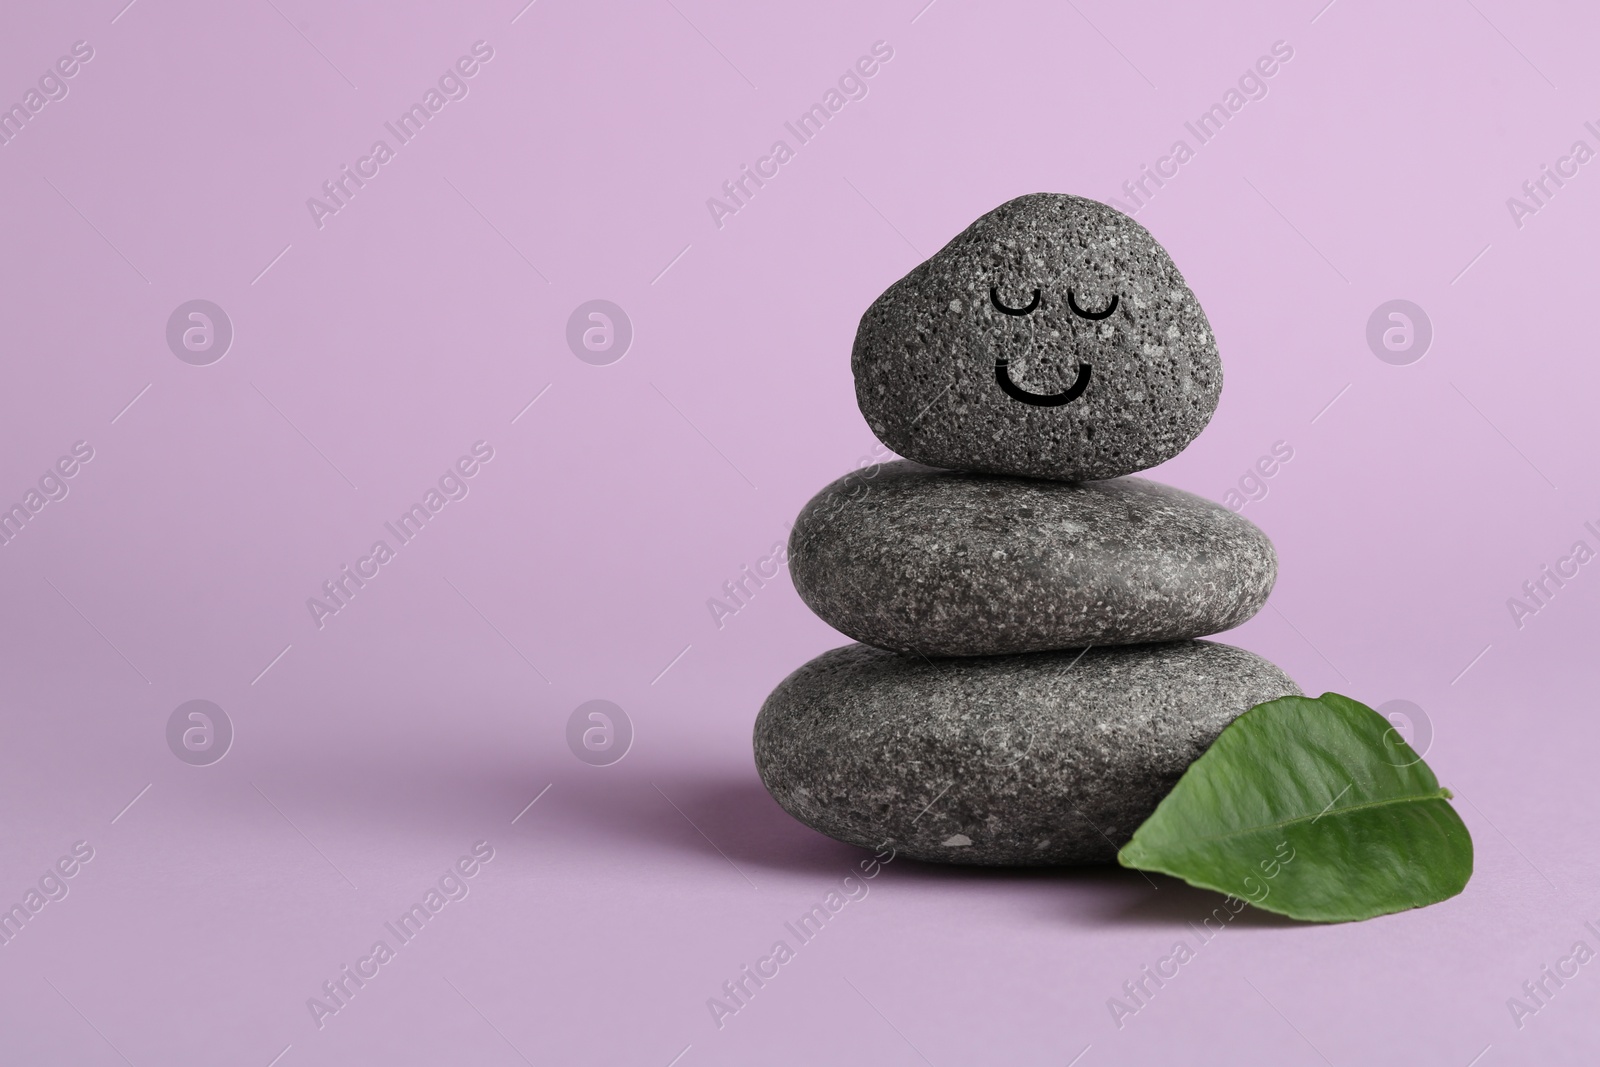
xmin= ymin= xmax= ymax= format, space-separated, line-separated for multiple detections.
xmin=990 ymin=286 xmax=1041 ymax=316
xmin=1067 ymin=290 xmax=1119 ymax=320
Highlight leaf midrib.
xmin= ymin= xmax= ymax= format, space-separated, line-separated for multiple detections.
xmin=1133 ymin=789 xmax=1452 ymax=851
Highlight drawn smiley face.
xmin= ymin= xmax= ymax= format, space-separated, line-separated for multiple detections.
xmin=987 ymin=285 xmax=1120 ymax=407
xmin=850 ymin=192 xmax=1222 ymax=482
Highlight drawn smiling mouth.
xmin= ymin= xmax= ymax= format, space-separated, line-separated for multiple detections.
xmin=995 ymin=359 xmax=1091 ymax=407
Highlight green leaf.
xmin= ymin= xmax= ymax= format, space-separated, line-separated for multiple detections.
xmin=1117 ymin=692 xmax=1473 ymax=922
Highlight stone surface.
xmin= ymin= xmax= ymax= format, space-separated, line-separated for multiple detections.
xmin=790 ymin=461 xmax=1277 ymax=655
xmin=852 ymin=192 xmax=1222 ymax=481
xmin=753 ymin=640 xmax=1300 ymax=866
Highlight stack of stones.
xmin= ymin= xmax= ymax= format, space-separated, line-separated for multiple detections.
xmin=754 ymin=193 xmax=1301 ymax=866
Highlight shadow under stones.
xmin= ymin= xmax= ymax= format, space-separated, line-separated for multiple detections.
xmin=612 ymin=771 xmax=1305 ymax=929
xmin=605 ymin=769 xmax=1109 ymax=888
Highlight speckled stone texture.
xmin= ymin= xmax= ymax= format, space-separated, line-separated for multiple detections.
xmin=754 ymin=641 xmax=1300 ymax=866
xmin=790 ymin=461 xmax=1277 ymax=656
xmin=852 ymin=192 xmax=1221 ymax=481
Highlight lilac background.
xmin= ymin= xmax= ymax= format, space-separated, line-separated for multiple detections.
xmin=0 ymin=0 xmax=1596 ymax=1063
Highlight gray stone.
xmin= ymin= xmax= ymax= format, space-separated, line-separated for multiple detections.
xmin=852 ymin=192 xmax=1222 ymax=481
xmin=753 ymin=640 xmax=1299 ymax=866
xmin=790 ymin=461 xmax=1277 ymax=656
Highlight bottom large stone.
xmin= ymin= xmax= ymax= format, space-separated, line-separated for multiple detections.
xmin=754 ymin=641 xmax=1299 ymax=866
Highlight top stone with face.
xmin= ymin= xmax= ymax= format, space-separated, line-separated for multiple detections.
xmin=852 ymin=193 xmax=1222 ymax=481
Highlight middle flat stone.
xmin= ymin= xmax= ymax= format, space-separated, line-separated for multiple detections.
xmin=789 ymin=460 xmax=1277 ymax=656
